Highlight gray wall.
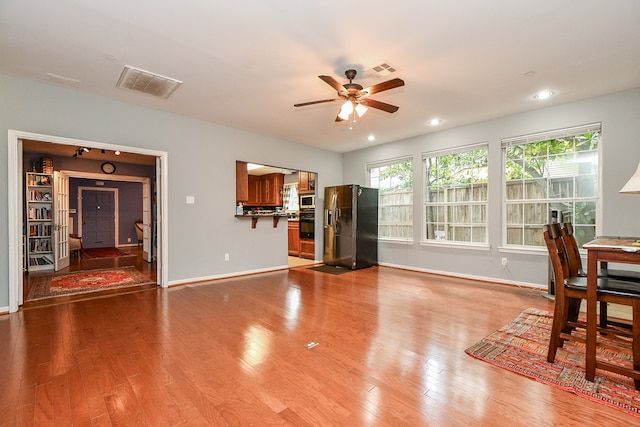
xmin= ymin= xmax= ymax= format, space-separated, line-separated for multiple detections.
xmin=343 ymin=87 xmax=640 ymax=287
xmin=0 ymin=73 xmax=343 ymax=309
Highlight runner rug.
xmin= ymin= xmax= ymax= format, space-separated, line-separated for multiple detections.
xmin=30 ymin=267 xmax=154 ymax=299
xmin=82 ymin=247 xmax=133 ymax=258
xmin=465 ymin=307 xmax=640 ymax=417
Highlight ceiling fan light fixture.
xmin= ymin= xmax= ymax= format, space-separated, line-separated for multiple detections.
xmin=338 ymin=100 xmax=354 ymax=120
xmin=355 ymin=103 xmax=368 ymax=117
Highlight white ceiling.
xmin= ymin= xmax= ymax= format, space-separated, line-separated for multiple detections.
xmin=1 ymin=1 xmax=639 ymax=153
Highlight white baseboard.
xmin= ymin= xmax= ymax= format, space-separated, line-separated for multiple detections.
xmin=378 ymin=262 xmax=545 ymax=290
xmin=168 ymin=264 xmax=290 ymax=287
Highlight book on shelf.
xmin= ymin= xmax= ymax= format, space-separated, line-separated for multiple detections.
xmin=29 ymin=255 xmax=54 ymax=266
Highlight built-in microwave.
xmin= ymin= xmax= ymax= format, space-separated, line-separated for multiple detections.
xmin=300 ymin=194 xmax=315 ymax=209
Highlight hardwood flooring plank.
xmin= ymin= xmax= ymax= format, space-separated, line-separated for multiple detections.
xmin=90 ymin=413 xmax=113 ymax=427
xmin=67 ymin=362 xmax=92 ymax=427
xmin=14 ymin=403 xmax=34 ymax=427
xmin=75 ymin=349 xmax=110 ymax=420
xmin=33 ymin=382 xmax=54 ymax=426
xmin=103 ymin=382 xmax=149 ymax=426
xmin=164 ymin=362 xmax=231 ymax=426
xmin=51 ymin=372 xmax=73 ymax=426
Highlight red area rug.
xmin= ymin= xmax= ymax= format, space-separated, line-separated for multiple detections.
xmin=30 ymin=267 xmax=155 ymax=299
xmin=466 ymin=307 xmax=640 ymax=417
xmin=82 ymin=247 xmax=133 ymax=258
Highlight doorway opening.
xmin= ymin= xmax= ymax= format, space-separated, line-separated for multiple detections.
xmin=8 ymin=130 xmax=168 ymax=312
xmin=235 ymin=161 xmax=318 ymax=267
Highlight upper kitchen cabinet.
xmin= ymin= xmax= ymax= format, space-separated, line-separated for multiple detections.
xmin=236 ymin=161 xmax=284 ymax=207
xmin=262 ymin=173 xmax=284 ymax=205
xmin=236 ymin=161 xmax=249 ymax=202
xmin=298 ymin=171 xmax=316 ymax=194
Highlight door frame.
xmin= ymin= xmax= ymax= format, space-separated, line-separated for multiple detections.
xmin=65 ymin=171 xmax=152 ymax=261
xmin=78 ymin=186 xmax=119 ymax=248
xmin=8 ymin=129 xmax=169 ymax=313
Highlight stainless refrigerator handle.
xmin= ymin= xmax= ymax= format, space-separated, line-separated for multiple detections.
xmin=331 ymin=193 xmax=338 ymax=231
xmin=325 ymin=208 xmax=331 ymax=227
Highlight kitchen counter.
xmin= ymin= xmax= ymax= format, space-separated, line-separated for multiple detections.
xmin=235 ymin=212 xmax=289 ymax=229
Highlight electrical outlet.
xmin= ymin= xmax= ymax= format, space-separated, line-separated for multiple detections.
xmin=224 ymin=253 xmax=230 ymax=261
xmin=501 ymin=257 xmax=508 ymax=267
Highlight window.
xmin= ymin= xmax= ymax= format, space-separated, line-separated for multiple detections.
xmin=503 ymin=123 xmax=600 ymax=248
xmin=423 ymin=144 xmax=489 ymax=243
xmin=368 ymin=157 xmax=413 ymax=240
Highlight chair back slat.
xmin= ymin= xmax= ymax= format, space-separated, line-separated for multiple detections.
xmin=543 ymin=223 xmax=571 ymax=287
xmin=561 ymin=222 xmax=583 ymax=276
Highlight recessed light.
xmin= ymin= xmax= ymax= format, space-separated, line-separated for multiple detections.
xmin=367 ymin=135 xmax=375 ymax=142
xmin=428 ymin=118 xmax=442 ymax=126
xmin=533 ymin=90 xmax=554 ymax=100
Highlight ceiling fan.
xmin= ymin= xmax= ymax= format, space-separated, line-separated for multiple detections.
xmin=294 ymin=69 xmax=405 ymax=122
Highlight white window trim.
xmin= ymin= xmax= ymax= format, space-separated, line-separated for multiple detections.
xmin=422 ymin=142 xmax=489 ymax=244
xmin=501 ymin=123 xmax=602 ymax=247
xmin=367 ymin=155 xmax=414 ymax=241
xmin=419 ymin=240 xmax=491 ymax=251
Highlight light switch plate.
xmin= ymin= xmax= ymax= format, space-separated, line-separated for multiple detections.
xmin=186 ymin=196 xmax=195 ymax=204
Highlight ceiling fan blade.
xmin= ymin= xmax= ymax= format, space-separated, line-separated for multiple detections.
xmin=363 ymin=78 xmax=405 ymax=96
xmin=359 ymin=98 xmax=400 ymax=113
xmin=294 ymin=99 xmax=339 ymax=107
xmin=319 ymin=75 xmax=347 ymax=95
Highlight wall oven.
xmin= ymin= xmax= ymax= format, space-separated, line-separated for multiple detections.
xmin=299 ymin=210 xmax=315 ymax=239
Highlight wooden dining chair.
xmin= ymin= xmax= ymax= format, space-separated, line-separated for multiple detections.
xmin=544 ymin=223 xmax=640 ymax=389
xmin=562 ymin=222 xmax=640 ymax=282
xmin=562 ymin=222 xmax=640 ymax=328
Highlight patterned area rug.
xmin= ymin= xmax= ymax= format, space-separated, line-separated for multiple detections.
xmin=82 ymin=247 xmax=133 ymax=258
xmin=30 ymin=267 xmax=155 ymax=300
xmin=466 ymin=308 xmax=640 ymax=417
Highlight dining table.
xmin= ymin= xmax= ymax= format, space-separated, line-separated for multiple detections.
xmin=583 ymin=236 xmax=640 ymax=383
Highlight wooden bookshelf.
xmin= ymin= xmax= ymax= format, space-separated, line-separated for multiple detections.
xmin=26 ymin=172 xmax=54 ymax=271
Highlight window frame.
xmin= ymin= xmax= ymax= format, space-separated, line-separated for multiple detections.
xmin=422 ymin=142 xmax=489 ymax=246
xmin=367 ymin=156 xmax=414 ymax=242
xmin=501 ymin=123 xmax=601 ymax=249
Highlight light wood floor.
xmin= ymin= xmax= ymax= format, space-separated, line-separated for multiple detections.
xmin=2 ymin=266 xmax=637 ymax=425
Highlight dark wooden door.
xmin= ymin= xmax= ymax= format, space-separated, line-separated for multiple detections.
xmin=82 ymin=190 xmax=115 ymax=248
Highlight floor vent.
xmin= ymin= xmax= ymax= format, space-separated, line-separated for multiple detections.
xmin=116 ymin=65 xmax=182 ymax=99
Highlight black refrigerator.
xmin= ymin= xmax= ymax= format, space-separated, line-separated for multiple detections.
xmin=323 ymin=184 xmax=378 ymax=269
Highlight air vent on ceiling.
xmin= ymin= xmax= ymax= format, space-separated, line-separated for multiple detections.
xmin=116 ymin=65 xmax=182 ymax=99
xmin=363 ymin=62 xmax=399 ymax=78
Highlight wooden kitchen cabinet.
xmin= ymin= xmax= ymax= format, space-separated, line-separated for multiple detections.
xmin=288 ymin=221 xmax=300 ymax=256
xmin=247 ymin=173 xmax=283 ymax=206
xmin=263 ymin=173 xmax=284 ymax=205
xmin=298 ymin=171 xmax=316 ymax=194
xmin=248 ymin=175 xmax=262 ymax=205
xmin=236 ymin=160 xmax=284 ymax=207
xmin=236 ymin=161 xmax=249 ymax=203
xmin=300 ymin=238 xmax=314 ymax=259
